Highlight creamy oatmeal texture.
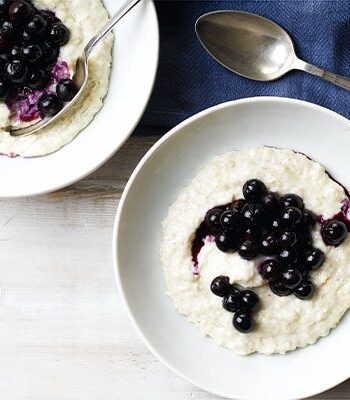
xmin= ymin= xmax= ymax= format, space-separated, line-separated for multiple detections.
xmin=160 ymin=147 xmax=350 ymax=355
xmin=0 ymin=0 xmax=113 ymax=157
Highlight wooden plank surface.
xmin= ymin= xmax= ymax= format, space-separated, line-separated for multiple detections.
xmin=1 ymin=135 xmax=349 ymax=400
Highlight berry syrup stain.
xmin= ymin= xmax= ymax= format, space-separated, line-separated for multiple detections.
xmin=7 ymin=61 xmax=71 ymax=123
xmin=333 ymin=198 xmax=350 ymax=231
xmin=191 ymin=222 xmax=214 ymax=275
xmin=318 ymin=197 xmax=350 ymax=232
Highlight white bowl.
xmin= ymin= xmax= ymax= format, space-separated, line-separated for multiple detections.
xmin=0 ymin=0 xmax=159 ymax=198
xmin=114 ymin=97 xmax=350 ymax=400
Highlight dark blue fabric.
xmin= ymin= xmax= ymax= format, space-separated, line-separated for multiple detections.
xmin=137 ymin=1 xmax=350 ymax=135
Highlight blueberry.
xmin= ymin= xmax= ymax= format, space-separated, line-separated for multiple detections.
xmin=0 ymin=34 xmax=10 ymax=52
xmin=40 ymin=9 xmax=59 ymax=24
xmin=6 ymin=60 xmax=28 ymax=83
xmin=242 ymin=179 xmax=267 ymax=201
xmin=223 ymin=293 xmax=241 ymax=312
xmin=220 ymin=210 xmax=241 ymax=231
xmin=233 ymin=311 xmax=253 ymax=333
xmin=21 ymin=44 xmax=42 ymax=63
xmin=20 ymin=29 xmax=32 ymax=43
xmin=258 ymin=259 xmax=280 ymax=281
xmin=0 ymin=21 xmax=14 ymax=50
xmin=278 ymin=248 xmax=297 ymax=267
xmin=261 ymin=192 xmax=280 ymax=215
xmin=238 ymin=239 xmax=258 ymax=260
xmin=260 ymin=234 xmax=279 ymax=255
xmin=281 ymin=207 xmax=303 ymax=227
xmin=269 ymin=280 xmax=292 ymax=296
xmin=230 ymin=284 xmax=241 ymax=297
xmin=303 ymin=210 xmax=316 ymax=228
xmin=215 ymin=230 xmax=238 ymax=253
xmin=295 ymin=230 xmax=313 ymax=249
xmin=0 ymin=80 xmax=9 ymax=100
xmin=9 ymin=45 xmax=22 ymax=60
xmin=8 ymin=0 xmax=32 ymax=22
xmin=25 ymin=14 xmax=47 ymax=37
xmin=0 ymin=0 xmax=8 ymax=13
xmin=269 ymin=218 xmax=282 ymax=232
xmin=242 ymin=203 xmax=266 ymax=226
xmin=281 ymin=269 xmax=302 ymax=289
xmin=27 ymin=68 xmax=47 ymax=89
xmin=303 ymin=248 xmax=325 ymax=271
xmin=280 ymin=230 xmax=297 ymax=248
xmin=240 ymin=290 xmax=259 ymax=311
xmin=56 ymin=78 xmax=78 ymax=102
xmin=321 ymin=219 xmax=348 ymax=246
xmin=230 ymin=199 xmax=247 ymax=214
xmin=37 ymin=93 xmax=62 ymax=117
xmin=280 ymin=194 xmax=304 ymax=210
xmin=0 ymin=20 xmax=15 ymax=38
xmin=0 ymin=53 xmax=8 ymax=69
xmin=242 ymin=225 xmax=261 ymax=241
xmin=48 ymin=22 xmax=70 ymax=46
xmin=223 ymin=203 xmax=233 ymax=211
xmin=292 ymin=262 xmax=310 ymax=279
xmin=39 ymin=41 xmax=59 ymax=66
xmin=210 ymin=276 xmax=231 ymax=297
xmin=294 ymin=280 xmax=314 ymax=300
xmin=205 ymin=207 xmax=224 ymax=233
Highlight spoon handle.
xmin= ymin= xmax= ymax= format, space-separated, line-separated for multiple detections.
xmin=297 ymin=59 xmax=350 ymax=92
xmin=84 ymin=0 xmax=142 ymax=58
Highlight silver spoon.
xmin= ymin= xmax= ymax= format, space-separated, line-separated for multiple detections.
xmin=196 ymin=10 xmax=350 ymax=91
xmin=10 ymin=0 xmax=141 ymax=138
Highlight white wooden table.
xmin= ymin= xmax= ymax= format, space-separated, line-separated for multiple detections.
xmin=1 ymin=135 xmax=349 ymax=400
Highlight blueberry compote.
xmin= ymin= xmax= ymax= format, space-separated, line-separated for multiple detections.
xmin=193 ymin=179 xmax=350 ymax=332
xmin=210 ymin=276 xmax=258 ymax=333
xmin=0 ymin=0 xmax=77 ymax=122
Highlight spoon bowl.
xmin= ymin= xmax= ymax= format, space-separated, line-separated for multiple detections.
xmin=196 ymin=11 xmax=296 ymax=81
xmin=196 ymin=10 xmax=350 ymax=91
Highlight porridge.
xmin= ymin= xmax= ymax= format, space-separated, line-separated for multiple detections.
xmin=160 ymin=147 xmax=350 ymax=355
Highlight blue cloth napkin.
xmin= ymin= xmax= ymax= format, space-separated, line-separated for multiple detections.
xmin=137 ymin=0 xmax=350 ymax=135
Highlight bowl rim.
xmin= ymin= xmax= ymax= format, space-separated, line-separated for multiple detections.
xmin=113 ymin=96 xmax=350 ymax=400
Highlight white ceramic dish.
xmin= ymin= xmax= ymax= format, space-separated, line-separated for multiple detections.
xmin=113 ymin=97 xmax=350 ymax=400
xmin=0 ymin=0 xmax=159 ymax=198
